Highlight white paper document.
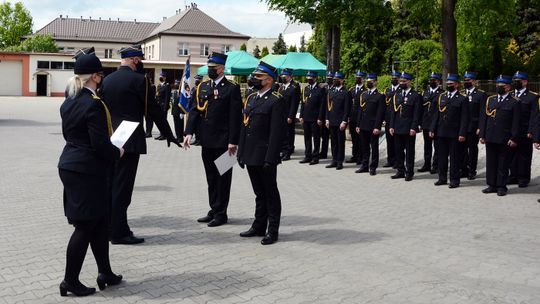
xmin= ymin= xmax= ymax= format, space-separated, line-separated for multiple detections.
xmin=214 ymin=150 xmax=238 ymax=176
xmin=110 ymin=120 xmax=139 ymax=148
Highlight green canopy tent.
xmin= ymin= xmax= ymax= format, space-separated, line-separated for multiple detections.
xmin=196 ymin=50 xmax=259 ymax=76
xmin=260 ymin=52 xmax=327 ymax=76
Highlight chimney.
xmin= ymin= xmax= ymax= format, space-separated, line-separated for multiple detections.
xmin=163 ymin=17 xmax=167 ymax=21
xmin=134 ymin=18 xmax=137 ymax=23
xmin=80 ymin=16 xmax=83 ymax=20
xmin=89 ymin=16 xmax=92 ymax=21
xmin=59 ymin=14 xmax=62 ymax=19
xmin=99 ymin=17 xmax=101 ymax=20
xmin=109 ymin=17 xmax=111 ymax=21
xmin=117 ymin=18 xmax=120 ymax=22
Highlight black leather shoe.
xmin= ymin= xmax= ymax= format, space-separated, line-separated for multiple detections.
xmin=325 ymin=162 xmax=337 ymax=168
xmin=369 ymin=170 xmax=376 ymax=176
xmin=336 ymin=163 xmax=343 ymax=170
xmin=482 ymin=187 xmax=497 ymax=194
xmin=239 ymin=228 xmax=266 ymax=237
xmin=197 ymin=215 xmax=213 ymax=223
xmin=261 ymin=233 xmax=278 ymax=245
xmin=207 ymin=218 xmax=227 ymax=227
xmin=355 ymin=167 xmax=369 ymax=173
xmin=59 ymin=280 xmax=96 ymax=297
xmin=404 ymin=175 xmax=413 ymax=181
xmin=448 ymin=183 xmax=459 ymax=189
xmin=309 ymin=159 xmax=319 ymax=165
xmin=434 ymin=180 xmax=447 ymax=186
xmin=110 ymin=235 xmax=144 ymax=245
xmin=537 ymin=198 xmax=540 ymax=203
xmin=519 ymin=183 xmax=529 ymax=188
xmin=345 ymin=158 xmax=357 ymax=163
xmin=299 ymin=158 xmax=311 ymax=164
xmin=467 ymin=173 xmax=477 ymax=180
xmin=417 ymin=166 xmax=430 ymax=172
xmin=497 ymin=189 xmax=507 ymax=196
xmin=145 ymin=133 xmax=152 ymax=138
xmin=97 ymin=273 xmax=123 ymax=290
xmin=383 ymin=163 xmax=394 ymax=168
xmin=507 ymin=178 xmax=518 ymax=185
xmin=391 ymin=173 xmax=405 ymax=179
xmin=430 ymin=168 xmax=437 ymax=174
xmin=154 ymin=135 xmax=165 ymax=140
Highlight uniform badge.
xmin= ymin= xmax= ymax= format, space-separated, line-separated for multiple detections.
xmin=214 ymin=89 xmax=219 ymax=99
xmin=469 ymin=96 xmax=472 ymax=102
xmin=404 ymin=97 xmax=408 ymax=102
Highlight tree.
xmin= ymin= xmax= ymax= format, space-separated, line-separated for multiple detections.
xmin=514 ymin=0 xmax=540 ymax=62
xmin=288 ymin=45 xmax=297 ymax=52
xmin=21 ymin=34 xmax=58 ymax=52
xmin=272 ymin=33 xmax=287 ymax=54
xmin=441 ymin=0 xmax=458 ymax=78
xmin=261 ymin=46 xmax=270 ymax=58
xmin=240 ymin=43 xmax=247 ymax=51
xmin=253 ymin=45 xmax=261 ymax=58
xmin=0 ymin=1 xmax=33 ymax=49
xmin=299 ymin=34 xmax=306 ymax=52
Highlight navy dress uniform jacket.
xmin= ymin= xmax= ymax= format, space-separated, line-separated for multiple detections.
xmin=185 ymin=78 xmax=242 ymax=148
xmin=349 ymin=85 xmax=366 ymax=123
xmin=389 ymin=89 xmax=422 ymax=134
xmin=479 ymin=95 xmax=520 ymax=144
xmin=430 ymin=92 xmax=469 ymax=138
xmin=238 ymin=90 xmax=287 ymax=166
xmin=156 ymin=82 xmax=171 ymax=111
xmin=326 ymin=86 xmax=351 ymax=126
xmin=463 ymin=88 xmax=487 ymax=133
xmin=100 ymin=66 xmax=174 ymax=154
xmin=357 ymin=89 xmax=386 ymax=131
xmin=279 ymin=80 xmax=301 ymax=120
xmin=421 ymin=87 xmax=444 ymax=130
xmin=299 ymin=83 xmax=325 ymax=122
xmin=512 ymin=89 xmax=538 ymax=137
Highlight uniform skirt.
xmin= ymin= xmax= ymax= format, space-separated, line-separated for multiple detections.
xmin=59 ymin=169 xmax=109 ymax=222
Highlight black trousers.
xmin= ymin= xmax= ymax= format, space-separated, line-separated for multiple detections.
xmin=110 ymin=153 xmax=140 ymax=239
xmin=247 ymin=165 xmax=281 ymax=235
xmin=485 ymin=142 xmax=516 ymax=190
xmin=145 ymin=116 xmax=153 ymax=135
xmin=422 ymin=130 xmax=438 ymax=169
xmin=462 ymin=131 xmax=479 ymax=175
xmin=348 ymin=121 xmax=360 ymax=161
xmin=303 ymin=121 xmax=320 ymax=160
xmin=281 ymin=122 xmax=296 ymax=156
xmin=509 ymin=137 xmax=533 ymax=185
xmin=320 ymin=125 xmax=330 ymax=158
xmin=359 ymin=130 xmax=379 ymax=170
xmin=65 ymin=217 xmax=112 ymax=283
xmin=329 ymin=126 xmax=346 ymax=163
xmin=172 ymin=114 xmax=184 ymax=139
xmin=201 ymin=147 xmax=232 ymax=221
xmin=437 ymin=137 xmax=462 ymax=185
xmin=394 ymin=133 xmax=416 ymax=176
xmin=385 ymin=126 xmax=395 ymax=166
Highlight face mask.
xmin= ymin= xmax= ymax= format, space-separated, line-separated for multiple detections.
xmin=252 ymin=78 xmax=263 ymax=90
xmin=333 ymin=80 xmax=341 ymax=87
xmin=496 ymin=86 xmax=506 ymax=95
xmin=356 ymin=78 xmax=363 ymax=85
xmin=429 ymin=81 xmax=438 ymax=89
xmin=135 ymin=61 xmax=144 ymax=74
xmin=446 ymin=85 xmax=456 ymax=93
xmin=399 ymin=83 xmax=408 ymax=90
xmin=159 ymin=77 xmax=164 ymax=83
xmin=327 ymin=79 xmax=333 ymax=85
xmin=307 ymin=79 xmax=315 ymax=85
xmin=463 ymin=82 xmax=473 ymax=90
xmin=391 ymin=79 xmax=398 ymax=86
xmin=367 ymin=82 xmax=374 ymax=89
xmin=513 ymin=81 xmax=523 ymax=90
xmin=208 ymin=68 xmax=219 ymax=80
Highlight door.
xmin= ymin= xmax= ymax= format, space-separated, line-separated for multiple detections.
xmin=36 ymin=75 xmax=47 ymax=96
xmin=0 ymin=60 xmax=23 ymax=96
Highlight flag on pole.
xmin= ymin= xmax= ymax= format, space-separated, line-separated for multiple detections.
xmin=178 ymin=57 xmax=191 ymax=114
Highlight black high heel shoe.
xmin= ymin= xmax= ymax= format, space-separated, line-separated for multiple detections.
xmin=96 ymin=273 xmax=123 ymax=290
xmin=59 ymin=280 xmax=96 ymax=297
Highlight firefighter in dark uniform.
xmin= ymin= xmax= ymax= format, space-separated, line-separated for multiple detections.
xmin=461 ymin=71 xmax=487 ymax=180
xmin=347 ymin=71 xmax=366 ymax=164
xmin=100 ymin=45 xmax=180 ymax=245
xmin=509 ymin=71 xmax=537 ymax=188
xmin=278 ymin=68 xmax=301 ymax=161
xmin=155 ymin=72 xmax=171 ymax=140
xmin=419 ymin=72 xmax=444 ymax=174
xmin=188 ymin=74 xmax=203 ymax=146
xmin=183 ymin=52 xmax=242 ymax=227
xmin=355 ymin=73 xmax=385 ymax=175
xmin=429 ymin=74 xmax=469 ymax=188
xmin=389 ymin=72 xmax=422 ymax=181
xmin=238 ymin=61 xmax=286 ymax=245
xmin=170 ymin=80 xmax=185 ymax=140
xmin=383 ymin=71 xmax=401 ymax=168
xmin=479 ymin=75 xmax=520 ymax=196
xmin=325 ymin=72 xmax=351 ymax=170
xmin=245 ymin=73 xmax=256 ymax=100
xmin=144 ymin=78 xmax=156 ymax=138
xmin=58 ymin=52 xmax=123 ymax=297
xmin=319 ymin=71 xmax=334 ymax=159
xmin=299 ymin=71 xmax=325 ymax=165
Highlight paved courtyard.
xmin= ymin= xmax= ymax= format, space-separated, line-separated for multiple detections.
xmin=1 ymin=97 xmax=540 ymax=304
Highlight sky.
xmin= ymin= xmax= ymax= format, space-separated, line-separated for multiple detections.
xmin=16 ymin=0 xmax=290 ymax=38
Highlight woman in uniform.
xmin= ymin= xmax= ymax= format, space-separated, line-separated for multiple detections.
xmin=58 ymin=51 xmax=124 ymax=296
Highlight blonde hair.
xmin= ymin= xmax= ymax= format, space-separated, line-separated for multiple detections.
xmin=66 ymin=74 xmax=92 ymax=98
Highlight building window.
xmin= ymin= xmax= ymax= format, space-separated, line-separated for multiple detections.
xmin=63 ymin=62 xmax=75 ymax=70
xmin=200 ymin=43 xmax=209 ymax=56
xmin=104 ymin=49 xmax=113 ymax=59
xmin=51 ymin=61 xmax=63 ymax=69
xmin=151 ymin=45 xmax=154 ymax=59
xmin=37 ymin=61 xmax=50 ymax=69
xmin=221 ymin=44 xmax=231 ymax=53
xmin=178 ymin=42 xmax=189 ymax=56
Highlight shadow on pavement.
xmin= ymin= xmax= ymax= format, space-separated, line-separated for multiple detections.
xmin=134 ymin=185 xmax=174 ymax=192
xmin=281 ymin=229 xmax=388 ymax=245
xmin=0 ymin=119 xmax=60 ymax=127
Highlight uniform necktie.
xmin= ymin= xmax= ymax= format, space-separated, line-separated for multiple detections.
xmin=498 ymin=96 xmax=503 ymax=103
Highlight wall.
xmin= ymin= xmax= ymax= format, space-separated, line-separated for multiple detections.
xmin=158 ymin=35 xmax=248 ymax=63
xmin=56 ymin=40 xmax=127 ymax=59
xmin=0 ymin=53 xmax=30 ymax=96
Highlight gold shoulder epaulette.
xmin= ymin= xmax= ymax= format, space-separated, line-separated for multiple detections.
xmin=228 ymin=78 xmax=237 ymax=85
xmin=487 ymin=95 xmax=497 ymax=100
xmin=272 ymin=91 xmax=282 ymax=98
xmin=530 ymin=91 xmax=538 ymax=96
xmin=92 ymin=94 xmax=101 ymax=100
xmin=477 ymin=89 xmax=486 ymax=93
